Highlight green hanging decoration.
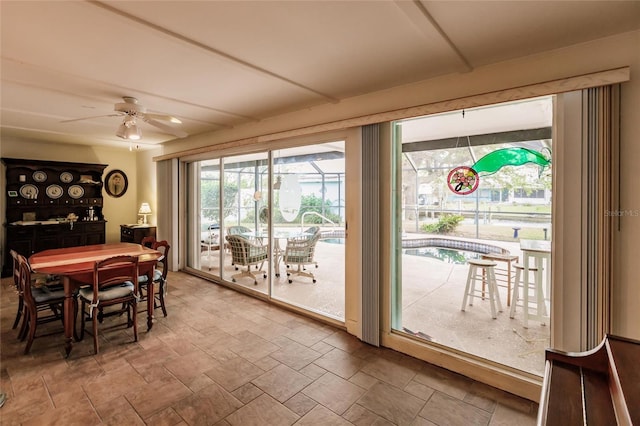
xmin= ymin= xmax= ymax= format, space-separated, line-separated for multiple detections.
xmin=447 ymin=147 xmax=551 ymax=195
xmin=471 ymin=147 xmax=551 ymax=176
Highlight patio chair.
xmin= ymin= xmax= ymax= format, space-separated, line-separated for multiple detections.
xmin=225 ymin=234 xmax=268 ymax=285
xmin=284 ymin=232 xmax=321 ymax=283
xmin=200 ymin=225 xmax=220 ymax=270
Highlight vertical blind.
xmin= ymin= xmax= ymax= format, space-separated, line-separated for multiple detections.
xmin=362 ymin=124 xmax=380 ymax=346
xmin=583 ymin=84 xmax=620 ymax=348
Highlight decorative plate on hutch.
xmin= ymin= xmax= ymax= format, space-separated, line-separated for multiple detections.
xmin=60 ymin=172 xmax=74 ymax=183
xmin=19 ymin=184 xmax=39 ymax=199
xmin=32 ymin=171 xmax=47 ymax=182
xmin=46 ymin=184 xmax=64 ymax=199
xmin=68 ymin=185 xmax=84 ymax=199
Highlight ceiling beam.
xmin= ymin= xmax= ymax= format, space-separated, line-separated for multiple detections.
xmin=394 ymin=0 xmax=473 ymax=73
xmin=89 ymin=1 xmax=340 ymax=104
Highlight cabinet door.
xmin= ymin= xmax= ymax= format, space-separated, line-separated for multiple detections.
xmin=8 ymin=239 xmax=33 ymax=257
xmin=36 ymin=226 xmax=60 ymax=252
xmin=61 ymin=234 xmax=84 ymax=247
xmin=85 ymin=232 xmax=104 ymax=245
xmin=38 ymin=236 xmax=60 ymax=251
xmin=84 ymin=222 xmax=105 ymax=245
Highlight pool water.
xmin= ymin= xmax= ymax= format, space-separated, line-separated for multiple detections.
xmin=322 ymin=238 xmax=345 ymax=244
xmin=404 ymin=247 xmax=480 ymax=264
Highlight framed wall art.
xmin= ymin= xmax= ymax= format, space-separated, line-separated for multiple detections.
xmin=104 ymin=169 xmax=128 ymax=198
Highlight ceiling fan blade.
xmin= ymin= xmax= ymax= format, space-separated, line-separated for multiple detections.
xmin=60 ymin=113 xmax=122 ymax=123
xmin=143 ymin=117 xmax=188 ymax=138
xmin=144 ymin=113 xmax=182 ymax=124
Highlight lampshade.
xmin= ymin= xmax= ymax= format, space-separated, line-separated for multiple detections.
xmin=115 ymin=122 xmax=127 ymax=139
xmin=116 ymin=118 xmax=142 ymax=140
xmin=138 ymin=202 xmax=152 ymax=224
xmin=138 ymin=203 xmax=152 ymax=214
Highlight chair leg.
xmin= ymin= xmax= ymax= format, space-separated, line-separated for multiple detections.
xmin=79 ymin=300 xmax=87 ymax=341
xmin=132 ymin=300 xmax=138 ymax=342
xmin=510 ymin=267 xmax=521 ymax=318
xmin=18 ymin=309 xmax=29 ymax=341
xmin=73 ymin=297 xmax=80 ymax=341
xmin=12 ymin=295 xmax=24 ymax=329
xmin=490 ymin=267 xmax=503 ymax=314
xmin=24 ymin=307 xmax=38 ymax=354
xmin=158 ymin=281 xmax=167 ymax=317
xmin=92 ymin=312 xmax=99 ymax=354
xmin=461 ymin=265 xmax=476 ymax=311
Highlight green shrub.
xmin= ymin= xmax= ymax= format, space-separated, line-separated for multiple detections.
xmin=421 ymin=214 xmax=465 ymax=234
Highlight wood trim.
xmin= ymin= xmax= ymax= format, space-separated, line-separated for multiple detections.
xmin=153 ymin=67 xmax=630 ymax=162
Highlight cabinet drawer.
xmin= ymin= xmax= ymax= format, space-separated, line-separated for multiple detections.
xmin=38 ymin=225 xmax=61 ymax=236
xmin=8 ymin=227 xmax=33 ymax=239
xmin=85 ymin=222 xmax=105 ymax=233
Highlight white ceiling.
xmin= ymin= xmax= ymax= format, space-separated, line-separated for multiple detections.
xmin=2 ymin=1 xmax=639 ymax=150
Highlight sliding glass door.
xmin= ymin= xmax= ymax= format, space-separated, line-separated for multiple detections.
xmin=392 ymin=97 xmax=554 ymax=376
xmin=185 ymin=141 xmax=346 ymax=321
xmin=270 ymin=143 xmax=346 ymax=320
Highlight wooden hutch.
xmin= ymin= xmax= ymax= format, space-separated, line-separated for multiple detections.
xmin=2 ymin=158 xmax=107 ymax=277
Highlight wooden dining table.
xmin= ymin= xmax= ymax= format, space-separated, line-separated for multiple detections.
xmin=29 ymin=242 xmax=162 ymax=357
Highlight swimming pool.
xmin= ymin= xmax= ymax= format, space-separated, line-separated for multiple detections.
xmin=404 ymin=247 xmax=480 ymax=264
xmin=321 ymin=238 xmax=346 ymax=244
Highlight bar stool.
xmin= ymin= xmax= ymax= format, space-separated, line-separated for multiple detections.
xmin=461 ymin=259 xmax=503 ymax=319
xmin=509 ymin=263 xmax=547 ymax=328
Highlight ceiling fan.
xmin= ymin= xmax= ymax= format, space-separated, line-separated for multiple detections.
xmin=62 ymin=96 xmax=188 ymax=140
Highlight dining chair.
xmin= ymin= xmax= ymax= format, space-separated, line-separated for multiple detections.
xmin=15 ymin=253 xmax=66 ymax=354
xmin=138 ymin=239 xmax=170 ymax=317
xmin=283 ymin=232 xmax=321 ymax=283
xmin=225 ymin=234 xmax=268 ymax=285
xmin=75 ymin=255 xmax=139 ymax=354
xmin=10 ymin=249 xmax=25 ymax=331
xmin=11 ymin=250 xmax=63 ymax=335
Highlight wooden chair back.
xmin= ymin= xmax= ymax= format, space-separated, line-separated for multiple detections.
xmin=152 ymin=240 xmax=170 ymax=281
xmin=92 ymin=256 xmax=139 ymax=303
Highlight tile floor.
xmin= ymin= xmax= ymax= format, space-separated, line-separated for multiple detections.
xmin=0 ymin=272 xmax=538 ymax=425
xmin=200 ymin=237 xmax=550 ymax=376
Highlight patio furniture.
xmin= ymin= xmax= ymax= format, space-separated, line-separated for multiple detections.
xmin=509 ymin=263 xmax=547 ymax=328
xmin=480 ymin=253 xmax=519 ymax=307
xmin=225 ymin=234 xmax=268 ymax=285
xmin=461 ymin=259 xmax=503 ymax=319
xmin=284 ymin=232 xmax=321 ymax=283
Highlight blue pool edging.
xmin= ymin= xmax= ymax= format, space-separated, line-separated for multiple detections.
xmin=318 ymin=230 xmax=510 ymax=256
xmin=401 ymin=237 xmax=509 ymax=255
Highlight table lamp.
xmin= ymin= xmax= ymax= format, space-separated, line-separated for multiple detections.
xmin=138 ymin=203 xmax=152 ymax=225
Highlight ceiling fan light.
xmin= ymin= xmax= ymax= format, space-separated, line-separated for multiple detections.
xmin=115 ymin=122 xmax=128 ymax=139
xmin=125 ymin=123 xmax=142 ymax=140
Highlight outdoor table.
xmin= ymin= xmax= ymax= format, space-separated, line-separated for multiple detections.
xmin=519 ymin=239 xmax=551 ymax=325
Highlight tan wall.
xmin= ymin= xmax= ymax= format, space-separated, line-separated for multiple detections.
xmin=613 ymin=33 xmax=640 ymax=339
